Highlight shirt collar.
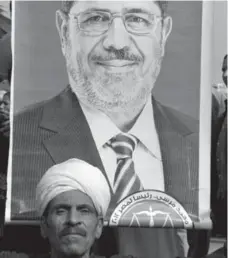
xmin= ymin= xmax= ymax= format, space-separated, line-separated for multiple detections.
xmin=128 ymin=98 xmax=161 ymax=159
xmin=79 ymin=98 xmax=161 ymax=160
xmin=80 ymin=101 xmax=120 ymax=149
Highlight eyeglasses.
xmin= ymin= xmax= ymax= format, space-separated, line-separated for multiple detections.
xmin=68 ymin=11 xmax=162 ymax=36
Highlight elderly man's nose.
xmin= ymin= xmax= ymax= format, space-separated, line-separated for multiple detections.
xmin=67 ymin=209 xmax=80 ymax=225
xmin=103 ymin=18 xmax=131 ymax=50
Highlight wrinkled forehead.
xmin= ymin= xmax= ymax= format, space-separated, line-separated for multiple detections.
xmin=44 ymin=189 xmax=97 ymax=216
xmin=65 ymin=1 xmax=162 ymax=16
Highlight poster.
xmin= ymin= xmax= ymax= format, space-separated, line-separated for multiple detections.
xmin=6 ymin=0 xmax=212 ymax=230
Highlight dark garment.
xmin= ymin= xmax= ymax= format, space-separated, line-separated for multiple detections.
xmin=214 ymin=101 xmax=227 ymax=237
xmin=0 ymin=33 xmax=11 ymax=235
xmin=0 ymin=134 xmax=9 ymax=176
xmin=0 ymin=253 xmax=138 ymax=258
xmin=0 ymin=253 xmax=105 ymax=258
xmin=211 ymin=96 xmax=227 ymax=237
xmin=1 ymin=253 xmax=136 ymax=258
xmin=0 ymin=122 xmax=9 ymax=238
xmin=0 ymin=93 xmax=10 ymax=238
xmin=187 ymin=229 xmax=211 ymax=258
xmin=11 ymin=86 xmax=200 ymax=219
xmin=216 ymin=105 xmax=227 ymax=193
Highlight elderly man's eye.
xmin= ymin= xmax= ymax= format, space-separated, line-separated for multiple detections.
xmin=80 ymin=208 xmax=90 ymax=214
xmin=79 ymin=206 xmax=96 ymax=216
xmin=55 ymin=208 xmax=67 ymax=215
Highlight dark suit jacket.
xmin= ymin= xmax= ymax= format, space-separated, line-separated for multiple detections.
xmin=1 ymin=86 xmax=203 ymax=257
xmin=11 ymin=85 xmax=199 ymax=219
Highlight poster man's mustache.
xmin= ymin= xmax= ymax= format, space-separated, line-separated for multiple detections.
xmin=91 ymin=49 xmax=143 ymax=62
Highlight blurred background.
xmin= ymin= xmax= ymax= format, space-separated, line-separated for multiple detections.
xmin=0 ymin=1 xmax=11 ymax=37
xmin=0 ymin=1 xmax=11 ymax=91
xmin=0 ymin=1 xmax=227 ymax=256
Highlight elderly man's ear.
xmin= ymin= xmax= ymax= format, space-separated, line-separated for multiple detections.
xmin=161 ymin=16 xmax=172 ymax=57
xmin=95 ymin=217 xmax=104 ymax=239
xmin=40 ymin=216 xmax=48 ymax=239
xmin=56 ymin=10 xmax=68 ymax=56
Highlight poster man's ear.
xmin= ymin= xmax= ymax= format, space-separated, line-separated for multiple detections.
xmin=161 ymin=16 xmax=172 ymax=56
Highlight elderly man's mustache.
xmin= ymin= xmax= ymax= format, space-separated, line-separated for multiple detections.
xmin=91 ymin=49 xmax=143 ymax=62
xmin=60 ymin=226 xmax=87 ymax=238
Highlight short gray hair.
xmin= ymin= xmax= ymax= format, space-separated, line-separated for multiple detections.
xmin=61 ymin=1 xmax=168 ymax=16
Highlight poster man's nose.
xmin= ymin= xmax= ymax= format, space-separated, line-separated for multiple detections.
xmin=103 ymin=18 xmax=131 ymax=50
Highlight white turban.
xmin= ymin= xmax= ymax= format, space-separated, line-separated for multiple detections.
xmin=36 ymin=159 xmax=111 ymax=217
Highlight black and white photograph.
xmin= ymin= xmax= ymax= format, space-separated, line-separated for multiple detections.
xmin=0 ymin=0 xmax=227 ymax=258
xmin=9 ymin=0 xmax=207 ymax=224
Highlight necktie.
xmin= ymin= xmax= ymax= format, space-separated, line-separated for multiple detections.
xmin=108 ymin=133 xmax=143 ymax=203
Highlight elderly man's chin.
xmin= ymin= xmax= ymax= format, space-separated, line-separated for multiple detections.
xmin=60 ymin=241 xmax=87 ymax=257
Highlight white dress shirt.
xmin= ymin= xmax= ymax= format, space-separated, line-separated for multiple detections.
xmin=79 ymin=98 xmax=188 ymax=258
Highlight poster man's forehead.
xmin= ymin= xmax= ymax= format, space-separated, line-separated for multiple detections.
xmin=62 ymin=0 xmax=168 ymax=15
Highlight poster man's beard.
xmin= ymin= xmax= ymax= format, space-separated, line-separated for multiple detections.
xmin=66 ymin=51 xmax=162 ymax=113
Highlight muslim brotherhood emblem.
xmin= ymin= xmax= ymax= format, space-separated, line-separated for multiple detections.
xmin=109 ymin=190 xmax=193 ymax=228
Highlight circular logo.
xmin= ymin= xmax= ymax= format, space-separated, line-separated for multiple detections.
xmin=109 ymin=190 xmax=193 ymax=228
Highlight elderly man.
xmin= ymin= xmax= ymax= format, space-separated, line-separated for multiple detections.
xmin=36 ymin=158 xmax=134 ymax=258
xmin=5 ymin=1 xmax=208 ymax=258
